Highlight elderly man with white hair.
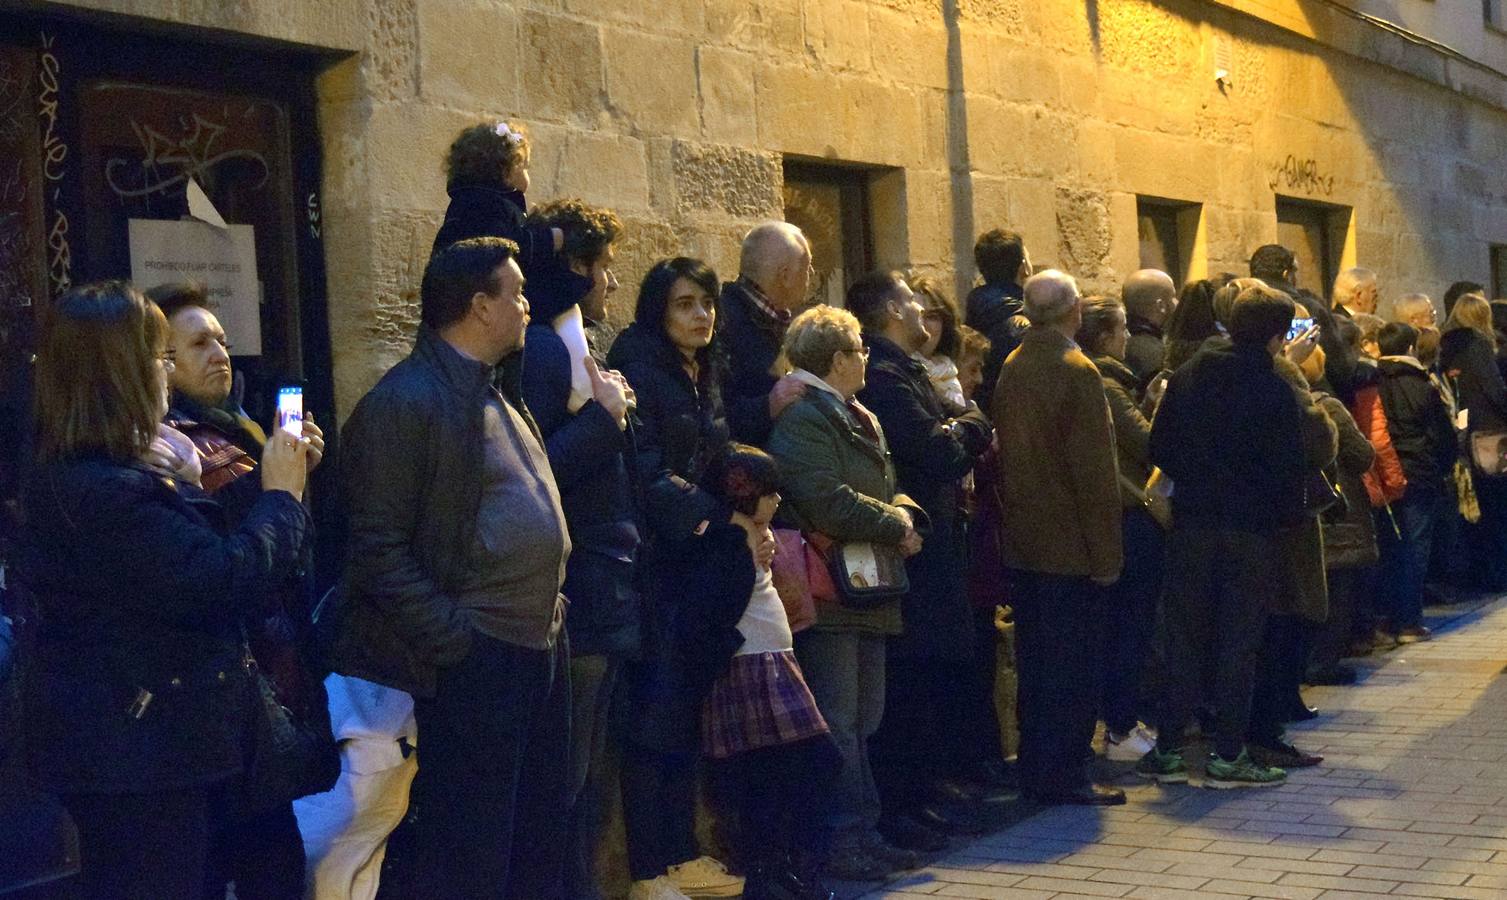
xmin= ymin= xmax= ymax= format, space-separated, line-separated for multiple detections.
xmin=720 ymin=221 xmax=814 ymax=443
xmin=1332 ymin=267 xmax=1379 ymax=318
xmin=1391 ymin=292 xmax=1437 ymax=330
xmin=992 ymin=269 xmax=1125 ymax=806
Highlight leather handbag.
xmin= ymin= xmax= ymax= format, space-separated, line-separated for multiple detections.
xmin=1302 ymin=468 xmax=1347 ymax=521
xmin=237 ymin=634 xmax=339 ymax=810
xmin=806 ymin=532 xmax=909 ymax=609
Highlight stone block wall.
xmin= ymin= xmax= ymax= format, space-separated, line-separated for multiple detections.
xmin=44 ymin=0 xmax=1507 ymax=416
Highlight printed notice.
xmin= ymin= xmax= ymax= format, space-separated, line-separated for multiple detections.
xmin=128 ymin=218 xmax=261 ymax=355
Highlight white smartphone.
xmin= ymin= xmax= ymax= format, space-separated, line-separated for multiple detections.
xmin=276 ymin=386 xmax=304 ymax=437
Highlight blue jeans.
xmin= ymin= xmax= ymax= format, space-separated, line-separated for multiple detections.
xmin=793 ymin=629 xmax=886 ymax=843
xmin=1379 ymin=488 xmax=1439 ymax=629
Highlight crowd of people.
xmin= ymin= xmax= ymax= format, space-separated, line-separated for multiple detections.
xmin=7 ymin=118 xmax=1507 ymax=900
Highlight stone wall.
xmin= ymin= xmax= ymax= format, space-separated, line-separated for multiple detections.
xmin=38 ymin=0 xmax=1507 ymax=416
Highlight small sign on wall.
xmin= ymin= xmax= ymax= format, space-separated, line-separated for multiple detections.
xmin=128 ymin=218 xmax=261 ymax=355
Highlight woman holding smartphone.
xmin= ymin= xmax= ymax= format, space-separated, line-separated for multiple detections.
xmin=20 ymin=281 xmax=312 ymax=898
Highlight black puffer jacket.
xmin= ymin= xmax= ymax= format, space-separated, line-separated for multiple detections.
xmin=1376 ymin=356 xmax=1456 ymax=491
xmin=19 ymin=460 xmax=309 ymax=793
xmin=607 ymin=322 xmax=728 ymax=541
xmin=1440 ymin=328 xmax=1507 ymax=435
xmin=430 ymin=181 xmax=556 ymax=275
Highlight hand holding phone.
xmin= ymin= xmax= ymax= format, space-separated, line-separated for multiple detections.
xmin=1286 ymin=316 xmax=1317 ymax=343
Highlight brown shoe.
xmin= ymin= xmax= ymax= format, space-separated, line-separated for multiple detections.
xmin=1396 ymin=625 xmax=1433 ymax=644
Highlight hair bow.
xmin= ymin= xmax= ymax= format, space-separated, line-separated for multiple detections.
xmin=494 ymin=122 xmax=524 ymax=146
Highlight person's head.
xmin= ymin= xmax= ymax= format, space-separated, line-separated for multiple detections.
xmin=1075 ymin=296 xmax=1129 ymax=360
xmin=1443 ymin=281 xmax=1486 ymax=318
xmin=957 ymin=326 xmax=990 ymax=401
xmin=421 ymin=237 xmax=529 ymax=365
xmin=635 ymin=257 xmax=720 ymax=362
xmin=1417 ymin=326 xmax=1442 ymax=367
xmin=701 ymin=443 xmax=781 ymax=524
xmin=974 ymin=229 xmax=1030 ymax=287
xmin=1213 ymin=276 xmax=1265 ymax=328
xmin=1391 ymin=292 xmax=1436 ymax=330
xmin=1332 ymin=267 xmax=1378 ymax=314
xmin=1351 ymin=312 xmax=1385 ymax=358
xmin=1491 ymin=301 xmax=1507 ymax=351
xmin=1377 ymin=321 xmax=1418 ymax=358
xmin=143 ymin=282 xmax=232 ymax=408
xmin=907 ymin=276 xmax=961 ymax=359
xmin=445 ymin=121 xmax=531 ymax=193
xmin=739 ymin=221 xmax=812 ymax=312
xmin=33 ymin=280 xmax=172 ymax=463
xmin=1227 ymin=283 xmax=1296 ymax=351
xmin=783 ymin=305 xmax=866 ymax=398
xmin=1022 ymin=269 xmax=1081 ymax=335
xmin=525 ymin=199 xmax=622 ymax=320
xmin=1163 ymin=278 xmax=1220 ymax=344
xmin=1444 ymin=292 xmax=1497 ymax=351
xmin=1121 ymin=269 xmax=1176 ymax=327
xmin=1249 ymin=244 xmax=1297 ymax=285
xmin=846 ymin=271 xmax=930 ymax=354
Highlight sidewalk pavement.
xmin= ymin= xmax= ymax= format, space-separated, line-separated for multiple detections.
xmin=852 ymin=594 xmax=1507 ymax=900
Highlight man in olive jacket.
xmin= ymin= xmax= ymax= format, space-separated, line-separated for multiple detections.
xmin=992 ymin=270 xmax=1125 ymax=806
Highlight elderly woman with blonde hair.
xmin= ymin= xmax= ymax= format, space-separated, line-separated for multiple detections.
xmin=765 ymin=304 xmax=924 ymax=881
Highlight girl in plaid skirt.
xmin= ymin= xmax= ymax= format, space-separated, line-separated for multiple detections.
xmin=687 ymin=445 xmax=841 ymax=900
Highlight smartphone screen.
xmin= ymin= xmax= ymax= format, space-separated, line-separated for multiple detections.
xmin=276 ymin=386 xmax=304 ymax=437
xmin=1286 ymin=316 xmax=1315 ymax=342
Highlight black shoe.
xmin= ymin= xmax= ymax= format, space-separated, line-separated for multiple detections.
xmin=822 ymin=845 xmax=890 ymax=881
xmin=878 ymin=813 xmax=949 ymax=852
xmin=969 ymin=757 xmax=1019 ymax=791
xmin=864 ymin=838 xmax=921 ymax=871
xmin=913 ymin=803 xmax=990 ymax=835
xmin=1251 ymin=738 xmax=1323 ymax=768
xmin=1306 ymin=663 xmax=1358 ymax=686
xmin=743 ymin=862 xmax=835 ymax=900
xmin=1024 ymin=784 xmax=1127 ymax=806
xmin=1283 ymin=701 xmax=1319 ymax=722
xmin=931 ymin=776 xmax=1018 ymax=805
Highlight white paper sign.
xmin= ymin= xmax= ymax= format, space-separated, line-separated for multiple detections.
xmin=129 ymin=218 xmax=261 ymax=355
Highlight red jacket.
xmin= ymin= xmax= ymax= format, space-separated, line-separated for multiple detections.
xmin=1351 ymin=385 xmax=1407 ymax=506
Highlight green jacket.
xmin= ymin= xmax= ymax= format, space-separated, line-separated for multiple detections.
xmin=767 ymin=386 xmax=911 ymax=635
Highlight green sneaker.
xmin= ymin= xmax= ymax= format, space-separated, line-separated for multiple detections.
xmin=1204 ymin=749 xmax=1286 ymax=789
xmin=1135 ymin=747 xmax=1189 ymax=784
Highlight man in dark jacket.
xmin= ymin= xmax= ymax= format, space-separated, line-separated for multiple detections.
xmin=965 ymin=228 xmax=1032 ymax=414
xmin=1141 ymin=284 xmax=1333 ymax=789
xmin=1250 ymin=243 xmax=1369 ymax=402
xmin=845 ymin=272 xmax=995 ymax=839
xmin=1376 ymin=323 xmax=1453 ymax=642
xmin=720 ymin=221 xmax=813 ymax=444
xmin=335 ymin=238 xmax=573 ymax=900
xmin=1122 ymin=269 xmax=1176 ymax=386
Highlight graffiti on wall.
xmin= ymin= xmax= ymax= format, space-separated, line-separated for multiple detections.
xmin=1267 ymin=154 xmax=1335 ymax=198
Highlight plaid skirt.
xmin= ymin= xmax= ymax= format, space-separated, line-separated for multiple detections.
xmin=702 ymin=650 xmax=829 ymax=759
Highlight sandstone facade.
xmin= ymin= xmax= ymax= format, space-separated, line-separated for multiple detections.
xmin=30 ymin=0 xmax=1507 ymax=416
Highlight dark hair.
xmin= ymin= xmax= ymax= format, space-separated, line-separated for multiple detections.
xmin=143 ymin=282 xmax=210 ymax=321
xmin=635 ymin=257 xmax=722 ymax=364
xmin=1444 ymin=281 xmax=1486 ymax=317
xmin=974 ymin=229 xmax=1025 ymax=286
xmin=909 ymin=275 xmax=961 ymax=358
xmin=1249 ymin=244 xmax=1296 ymax=282
xmin=1163 ymin=279 xmax=1219 ymax=344
xmin=1334 ymin=316 xmax=1362 ymax=352
xmin=846 ymin=270 xmax=905 ymax=333
xmin=421 ymin=237 xmax=519 ymax=330
xmin=1075 ymin=296 xmax=1126 ymax=357
xmin=525 ymin=198 xmax=622 ymax=266
xmin=1377 ymin=321 xmax=1418 ymax=357
xmin=701 ymin=443 xmax=780 ymax=517
xmin=1228 ymin=284 xmax=1295 ymax=346
xmin=445 ymin=122 xmax=529 ymax=188
xmin=34 ymin=280 xmax=169 ymax=463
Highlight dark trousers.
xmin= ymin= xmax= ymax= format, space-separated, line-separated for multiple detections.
xmin=377 ymin=632 xmax=572 ymax=900
xmin=711 ymin=735 xmax=841 ymax=872
xmin=1311 ymin=566 xmax=1367 ymax=670
xmin=960 ymin=605 xmax=1005 ymax=766
xmin=1473 ymin=474 xmax=1507 ymax=591
xmin=1101 ymin=508 xmax=1163 ymax=735
xmin=1248 ymin=615 xmax=1311 ymax=745
xmin=1009 ymin=570 xmax=1103 ymax=796
xmin=562 ymin=654 xmax=620 ymax=900
xmin=1155 ymin=525 xmax=1272 ymax=761
xmin=58 ymin=785 xmax=214 ymax=900
xmin=203 ymin=801 xmax=304 ymax=900
xmin=1379 ymin=488 xmax=1439 ymax=629
xmin=872 ymin=657 xmax=975 ymax=813
xmin=620 ymin=745 xmax=700 ymax=881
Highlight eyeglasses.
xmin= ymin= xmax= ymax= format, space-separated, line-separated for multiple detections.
xmin=839 ymin=345 xmax=870 ymax=360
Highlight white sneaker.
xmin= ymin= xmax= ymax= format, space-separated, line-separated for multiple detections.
xmin=1105 ymin=723 xmax=1157 ymax=761
xmin=628 ymin=876 xmax=693 ymax=900
xmin=666 ymin=855 xmax=745 ymax=898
